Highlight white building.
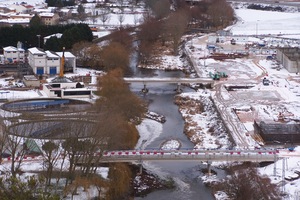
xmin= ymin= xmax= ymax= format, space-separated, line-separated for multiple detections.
xmin=45 ymin=50 xmax=60 ymax=75
xmin=27 ymin=47 xmax=76 ymax=76
xmin=43 ymin=80 xmax=93 ymax=98
xmin=3 ymin=46 xmax=25 ymax=64
xmin=56 ymin=51 xmax=76 ymax=73
xmin=27 ymin=47 xmax=47 ymax=75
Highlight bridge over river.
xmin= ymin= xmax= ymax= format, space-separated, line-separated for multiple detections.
xmin=123 ymin=77 xmax=214 ymax=92
xmin=97 ymin=149 xmax=280 ymax=174
xmin=100 ymin=149 xmax=278 ymax=163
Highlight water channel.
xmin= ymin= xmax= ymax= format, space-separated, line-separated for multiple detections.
xmin=128 ymin=51 xmax=216 ymax=200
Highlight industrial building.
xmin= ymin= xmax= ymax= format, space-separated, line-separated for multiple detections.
xmin=276 ymin=47 xmax=300 ymax=73
xmin=254 ymin=120 xmax=300 ymax=144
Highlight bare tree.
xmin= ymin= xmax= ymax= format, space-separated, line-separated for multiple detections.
xmin=89 ymin=4 xmax=97 ymax=24
xmin=77 ymin=4 xmax=87 ymax=22
xmin=72 ymin=41 xmax=94 ymax=67
xmin=163 ymin=9 xmax=189 ymax=55
xmin=99 ymin=10 xmax=110 ymax=26
xmin=41 ymin=140 xmax=60 ymax=188
xmin=100 ymin=42 xmax=130 ymax=72
xmin=215 ymin=164 xmax=281 ymax=200
xmin=106 ymin=163 xmax=132 ymax=200
xmin=118 ymin=13 xmax=125 ymax=26
xmin=207 ymin=0 xmax=234 ymax=29
xmin=5 ymin=123 xmax=35 ymax=177
xmin=134 ymin=14 xmax=139 ymax=26
xmin=0 ymin=115 xmax=8 ymax=163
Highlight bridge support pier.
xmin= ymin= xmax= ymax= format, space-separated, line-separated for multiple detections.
xmin=141 ymin=84 xmax=148 ymax=93
xmin=140 ymin=164 xmax=143 ymax=174
xmin=207 ymin=161 xmax=212 ymax=175
xmin=176 ymin=83 xmax=182 ymax=93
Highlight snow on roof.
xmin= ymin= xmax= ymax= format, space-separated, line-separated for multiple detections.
xmin=60 ymin=8 xmax=70 ymax=12
xmin=45 ymin=50 xmax=59 ymax=58
xmin=0 ymin=18 xmax=30 ymax=23
xmin=9 ymin=13 xmax=33 ymax=18
xmin=3 ymin=46 xmax=17 ymax=51
xmin=28 ymin=47 xmax=46 ymax=55
xmin=39 ymin=12 xmax=55 ymax=17
xmin=56 ymin=51 xmax=75 ymax=58
xmin=34 ymin=8 xmax=54 ymax=13
xmin=44 ymin=33 xmax=62 ymax=40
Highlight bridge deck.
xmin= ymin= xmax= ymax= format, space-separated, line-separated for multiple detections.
xmin=97 ymin=149 xmax=278 ymax=163
xmin=124 ymin=77 xmax=214 ymax=84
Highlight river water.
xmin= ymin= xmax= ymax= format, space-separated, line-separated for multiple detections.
xmin=128 ymin=52 xmax=216 ymax=200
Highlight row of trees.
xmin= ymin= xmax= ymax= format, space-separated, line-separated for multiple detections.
xmin=71 ymin=27 xmax=133 ymax=75
xmin=138 ymin=0 xmax=234 ymax=63
xmin=0 ymin=22 xmax=93 ymax=50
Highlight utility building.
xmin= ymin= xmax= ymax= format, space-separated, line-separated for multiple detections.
xmin=27 ymin=47 xmax=76 ymax=76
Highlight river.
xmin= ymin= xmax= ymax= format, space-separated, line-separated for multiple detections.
xmin=127 ymin=51 xmax=216 ymax=200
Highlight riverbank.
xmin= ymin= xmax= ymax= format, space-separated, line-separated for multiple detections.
xmin=174 ymin=91 xmax=232 ymax=150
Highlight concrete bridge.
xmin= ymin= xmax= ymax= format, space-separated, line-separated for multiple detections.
xmin=98 ymin=149 xmax=279 ymax=174
xmin=123 ymin=77 xmax=214 ymax=93
xmin=100 ymin=149 xmax=278 ymax=163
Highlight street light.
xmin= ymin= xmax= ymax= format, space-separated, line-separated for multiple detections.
xmin=37 ymin=34 xmax=41 ymax=48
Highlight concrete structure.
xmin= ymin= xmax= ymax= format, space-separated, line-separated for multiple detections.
xmin=23 ymin=75 xmax=40 ymax=87
xmin=276 ymin=47 xmax=300 ymax=73
xmin=42 ymin=79 xmax=93 ymax=98
xmin=254 ymin=121 xmax=300 ymax=144
xmin=97 ymin=149 xmax=279 ymax=163
xmin=124 ymin=77 xmax=215 ymax=93
xmin=3 ymin=46 xmax=25 ymax=64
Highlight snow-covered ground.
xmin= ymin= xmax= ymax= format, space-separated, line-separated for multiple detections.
xmin=0 ymin=1 xmax=300 ymax=199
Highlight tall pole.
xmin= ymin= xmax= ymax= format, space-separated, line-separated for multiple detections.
xmin=37 ymin=35 xmax=41 ymax=48
xmin=256 ymin=20 xmax=259 ymax=37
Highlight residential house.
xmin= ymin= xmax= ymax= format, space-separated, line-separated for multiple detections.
xmin=9 ymin=13 xmax=34 ymax=20
xmin=39 ymin=13 xmax=59 ymax=25
xmin=0 ymin=18 xmax=30 ymax=27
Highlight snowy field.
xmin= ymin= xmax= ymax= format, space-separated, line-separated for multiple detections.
xmin=230 ymin=9 xmax=300 ymax=37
